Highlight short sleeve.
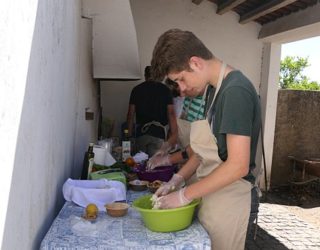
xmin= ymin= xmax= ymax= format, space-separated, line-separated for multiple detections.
xmin=129 ymin=87 xmax=137 ymax=105
xmin=219 ymin=87 xmax=254 ymax=136
xmin=163 ymin=87 xmax=174 ymax=105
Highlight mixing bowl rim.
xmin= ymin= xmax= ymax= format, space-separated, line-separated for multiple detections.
xmin=132 ymin=194 xmax=201 ymax=212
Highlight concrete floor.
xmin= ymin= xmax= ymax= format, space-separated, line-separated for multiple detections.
xmin=246 ymin=202 xmax=320 ymax=250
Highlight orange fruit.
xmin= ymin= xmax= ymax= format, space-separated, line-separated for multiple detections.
xmin=85 ymin=203 xmax=98 ymax=219
xmin=125 ymin=157 xmax=135 ymax=167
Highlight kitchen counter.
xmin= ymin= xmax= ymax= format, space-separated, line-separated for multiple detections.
xmin=40 ymin=190 xmax=211 ymax=249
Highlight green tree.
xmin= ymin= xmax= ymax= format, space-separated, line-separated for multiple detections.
xmin=279 ymin=56 xmax=320 ymax=90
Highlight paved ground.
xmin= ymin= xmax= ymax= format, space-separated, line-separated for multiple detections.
xmin=246 ymin=202 xmax=320 ymax=250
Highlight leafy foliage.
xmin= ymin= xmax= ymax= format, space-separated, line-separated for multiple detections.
xmin=279 ymin=56 xmax=320 ymax=90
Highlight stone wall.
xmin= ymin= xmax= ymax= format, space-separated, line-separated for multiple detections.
xmin=271 ymin=90 xmax=320 ymax=186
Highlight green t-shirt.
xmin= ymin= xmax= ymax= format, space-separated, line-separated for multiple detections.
xmin=209 ymin=71 xmax=261 ymax=184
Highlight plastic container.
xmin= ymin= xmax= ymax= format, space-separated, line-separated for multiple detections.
xmin=105 ymin=202 xmax=129 ymax=217
xmin=135 ymin=164 xmax=174 ymax=182
xmin=89 ymin=170 xmax=126 ymax=186
xmin=132 ymin=194 xmax=200 ymax=232
xmin=93 ymin=146 xmax=107 ymax=165
xmin=129 ymin=180 xmax=148 ymax=191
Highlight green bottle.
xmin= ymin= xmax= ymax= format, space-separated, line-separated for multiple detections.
xmin=122 ymin=129 xmax=131 ymax=161
xmin=81 ymin=143 xmax=95 ymax=180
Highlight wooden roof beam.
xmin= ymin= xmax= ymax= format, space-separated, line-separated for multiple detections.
xmin=216 ymin=0 xmax=247 ymax=15
xmin=192 ymin=0 xmax=204 ymax=5
xmin=259 ymin=2 xmax=320 ymax=42
xmin=239 ymin=0 xmax=297 ymax=24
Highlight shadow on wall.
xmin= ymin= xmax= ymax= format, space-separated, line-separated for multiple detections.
xmin=271 ymin=90 xmax=320 ymax=187
xmin=2 ymin=1 xmax=98 ymax=249
xmin=101 ymin=117 xmax=115 ymax=138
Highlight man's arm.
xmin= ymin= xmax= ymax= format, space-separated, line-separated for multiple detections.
xmin=155 ymin=151 xmax=201 ymax=197
xmin=166 ymin=104 xmax=178 ymax=146
xmin=177 ymin=152 xmax=201 ymax=181
xmin=147 ymin=145 xmax=195 ymax=170
xmin=166 ymin=145 xmax=194 ymax=165
xmin=126 ymin=104 xmax=135 ymax=137
xmin=184 ymin=134 xmax=250 ymax=199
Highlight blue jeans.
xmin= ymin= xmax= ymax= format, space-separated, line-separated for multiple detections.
xmin=246 ymin=186 xmax=260 ymax=240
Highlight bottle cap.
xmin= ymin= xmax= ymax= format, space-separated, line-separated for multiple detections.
xmin=89 ymin=143 xmax=94 ymax=146
xmin=124 ymin=129 xmax=129 ymax=133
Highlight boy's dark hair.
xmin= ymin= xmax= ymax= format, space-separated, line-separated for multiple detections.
xmin=151 ymin=29 xmax=214 ymax=81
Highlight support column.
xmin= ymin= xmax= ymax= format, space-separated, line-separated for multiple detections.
xmin=258 ymin=43 xmax=281 ymax=190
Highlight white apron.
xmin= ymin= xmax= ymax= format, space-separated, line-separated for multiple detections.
xmin=141 ymin=121 xmax=169 ymax=140
xmin=177 ymin=92 xmax=207 ymax=185
xmin=177 ymin=118 xmax=191 ymax=149
xmin=177 ymin=93 xmax=206 ymax=149
xmin=190 ymin=63 xmax=251 ymax=250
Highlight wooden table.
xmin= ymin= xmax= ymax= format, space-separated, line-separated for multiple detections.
xmin=288 ymin=156 xmax=320 ymax=185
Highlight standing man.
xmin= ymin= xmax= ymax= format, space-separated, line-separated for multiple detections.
xmin=127 ymin=66 xmax=177 ymax=157
xmin=151 ymin=29 xmax=261 ymax=250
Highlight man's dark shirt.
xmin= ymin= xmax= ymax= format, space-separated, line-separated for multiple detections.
xmin=129 ymin=81 xmax=173 ymax=139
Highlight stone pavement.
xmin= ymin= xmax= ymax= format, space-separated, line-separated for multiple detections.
xmin=246 ymin=202 xmax=320 ymax=250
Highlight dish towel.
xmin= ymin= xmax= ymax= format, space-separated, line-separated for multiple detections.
xmin=62 ymin=178 xmax=126 ymax=211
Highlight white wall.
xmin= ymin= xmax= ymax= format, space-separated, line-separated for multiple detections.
xmin=0 ymin=0 xmax=98 ymax=249
xmin=82 ymin=0 xmax=141 ymax=79
xmin=101 ymin=0 xmax=263 ymax=137
xmin=72 ymin=18 xmax=99 ymax=179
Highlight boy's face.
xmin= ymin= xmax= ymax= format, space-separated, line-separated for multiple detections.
xmin=168 ymin=69 xmax=207 ymax=98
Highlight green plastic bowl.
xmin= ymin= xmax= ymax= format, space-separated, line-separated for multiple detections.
xmin=132 ymin=194 xmax=200 ymax=232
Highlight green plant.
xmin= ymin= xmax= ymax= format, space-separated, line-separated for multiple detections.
xmin=279 ymin=56 xmax=320 ymax=90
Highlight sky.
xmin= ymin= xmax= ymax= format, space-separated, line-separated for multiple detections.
xmin=281 ymin=36 xmax=320 ymax=83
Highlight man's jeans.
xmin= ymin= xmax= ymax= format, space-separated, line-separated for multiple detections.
xmin=246 ymin=186 xmax=260 ymax=240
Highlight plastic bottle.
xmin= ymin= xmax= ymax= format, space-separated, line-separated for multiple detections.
xmin=81 ymin=143 xmax=95 ymax=180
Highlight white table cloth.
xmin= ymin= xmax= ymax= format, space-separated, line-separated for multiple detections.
xmin=40 ymin=190 xmax=211 ymax=250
